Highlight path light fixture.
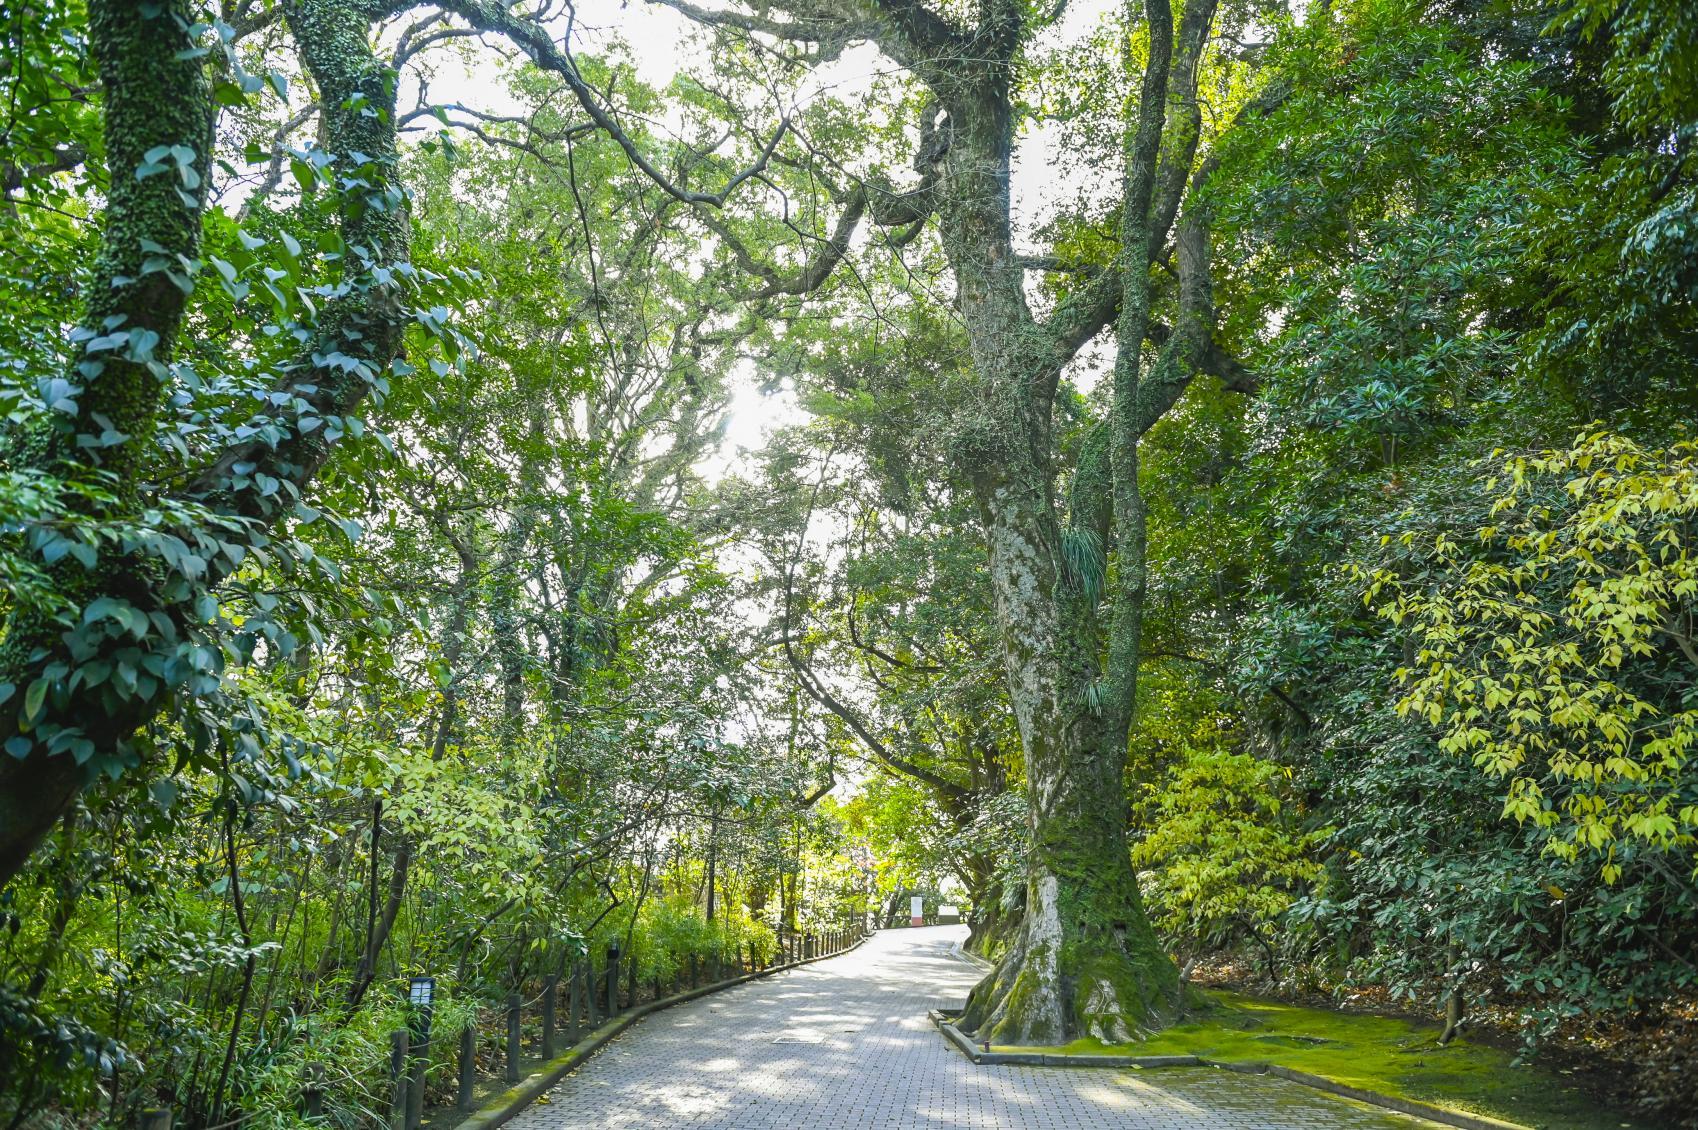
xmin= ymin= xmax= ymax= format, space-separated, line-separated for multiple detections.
xmin=409 ymin=976 xmax=436 ymax=1037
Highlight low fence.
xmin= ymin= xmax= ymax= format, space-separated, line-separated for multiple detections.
xmin=130 ymin=925 xmax=868 ymax=1130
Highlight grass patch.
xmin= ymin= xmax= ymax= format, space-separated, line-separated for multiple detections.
xmin=993 ymin=991 xmax=1648 ymax=1130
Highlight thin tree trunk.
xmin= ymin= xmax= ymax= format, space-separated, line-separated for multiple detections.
xmin=210 ymin=810 xmax=257 ymax=1125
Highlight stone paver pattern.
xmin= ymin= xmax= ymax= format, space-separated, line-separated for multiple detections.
xmin=512 ymin=925 xmax=1425 ymax=1129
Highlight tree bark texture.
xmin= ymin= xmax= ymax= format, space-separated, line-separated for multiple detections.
xmin=0 ymin=0 xmax=410 ymax=886
xmin=926 ymin=35 xmax=1186 ymax=1043
xmin=0 ymin=0 xmax=213 ymax=882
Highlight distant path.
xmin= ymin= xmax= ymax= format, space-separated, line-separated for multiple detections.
xmin=510 ymin=925 xmax=1421 ymax=1128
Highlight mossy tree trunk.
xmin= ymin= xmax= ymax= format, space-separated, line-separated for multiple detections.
xmin=953 ymin=429 xmax=1182 ymax=1043
xmin=0 ymin=0 xmax=410 ymax=886
xmin=0 ymin=0 xmax=212 ymax=881
xmin=927 ymin=0 xmax=1216 ymax=1041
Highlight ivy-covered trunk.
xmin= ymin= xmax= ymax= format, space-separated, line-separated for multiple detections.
xmin=0 ymin=0 xmax=212 ymax=881
xmin=0 ymin=0 xmax=410 ymax=886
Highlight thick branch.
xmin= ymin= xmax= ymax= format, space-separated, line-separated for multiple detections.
xmin=645 ymin=0 xmax=964 ymax=84
xmin=1099 ymin=0 xmax=1216 ymax=750
xmin=786 ymin=645 xmax=970 ymax=800
xmin=701 ymin=175 xmax=933 ymax=300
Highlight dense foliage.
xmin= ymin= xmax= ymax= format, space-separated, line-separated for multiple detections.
xmin=2 ymin=0 xmax=1696 ymax=1124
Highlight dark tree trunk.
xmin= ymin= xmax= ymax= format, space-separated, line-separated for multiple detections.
xmin=0 ymin=0 xmax=211 ymax=884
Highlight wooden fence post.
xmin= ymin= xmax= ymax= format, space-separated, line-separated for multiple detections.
xmin=541 ymin=974 xmax=558 ymax=1060
xmin=567 ymin=966 xmax=582 ymax=1044
xmin=606 ymin=944 xmax=621 ymax=1018
xmin=505 ymin=992 xmax=522 ymax=1084
xmin=302 ymin=1062 xmax=326 ymax=1118
xmin=137 ymin=1109 xmax=173 ymax=1130
xmin=389 ymin=1029 xmax=410 ymax=1130
xmin=585 ymin=962 xmax=600 ymax=1027
xmin=457 ymin=1025 xmax=476 ymax=1111
xmin=405 ymin=1030 xmax=428 ymax=1130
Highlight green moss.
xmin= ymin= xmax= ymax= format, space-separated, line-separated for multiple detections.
xmin=997 ymin=963 xmax=1050 ymax=1040
xmin=995 ymin=991 xmax=1651 ymax=1130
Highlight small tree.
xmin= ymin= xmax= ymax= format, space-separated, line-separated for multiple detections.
xmin=1132 ymin=741 xmax=1321 ymax=981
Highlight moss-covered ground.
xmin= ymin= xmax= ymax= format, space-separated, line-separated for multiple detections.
xmin=993 ymin=991 xmax=1651 ymax=1130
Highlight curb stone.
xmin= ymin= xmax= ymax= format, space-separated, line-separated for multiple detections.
xmin=927 ymin=1010 xmax=1532 ymax=1130
xmin=948 ymin=939 xmax=994 ymax=973
xmin=928 ymin=1011 xmax=1201 ymax=1070
xmin=453 ymin=932 xmax=873 ymax=1130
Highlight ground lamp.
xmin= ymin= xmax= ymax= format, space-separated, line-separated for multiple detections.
xmin=404 ymin=977 xmax=436 ymax=1130
xmin=408 ymin=976 xmax=436 ymax=1036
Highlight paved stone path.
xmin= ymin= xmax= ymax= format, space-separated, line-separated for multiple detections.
xmin=513 ymin=925 xmax=1423 ymax=1129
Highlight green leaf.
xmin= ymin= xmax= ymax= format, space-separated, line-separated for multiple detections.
xmin=22 ymin=679 xmax=48 ymax=723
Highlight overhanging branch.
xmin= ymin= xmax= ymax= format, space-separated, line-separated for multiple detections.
xmin=428 ymin=0 xmax=791 ymax=207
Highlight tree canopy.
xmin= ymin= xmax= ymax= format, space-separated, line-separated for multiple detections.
xmin=3 ymin=0 xmax=1697 ymax=1124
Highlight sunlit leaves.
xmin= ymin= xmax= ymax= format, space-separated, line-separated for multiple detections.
xmin=1132 ymin=739 xmax=1323 ymax=948
xmin=1364 ymin=431 xmax=1698 ymax=877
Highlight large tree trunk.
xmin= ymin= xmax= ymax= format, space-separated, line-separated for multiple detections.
xmin=0 ymin=0 xmax=211 ymax=884
xmin=0 ymin=0 xmax=409 ymax=887
xmin=954 ymin=467 xmax=1180 ymax=1043
xmin=929 ymin=60 xmax=1182 ymax=1043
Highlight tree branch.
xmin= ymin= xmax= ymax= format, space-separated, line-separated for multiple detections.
xmin=428 ymin=0 xmax=791 ymax=207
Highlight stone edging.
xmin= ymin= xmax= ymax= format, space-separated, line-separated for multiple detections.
xmin=453 ymin=933 xmax=873 ymax=1130
xmin=927 ymin=1010 xmax=1530 ymax=1130
xmin=947 ymin=939 xmax=994 ymax=973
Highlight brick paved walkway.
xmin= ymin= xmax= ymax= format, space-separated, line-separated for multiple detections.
xmin=512 ymin=925 xmax=1423 ymax=1128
